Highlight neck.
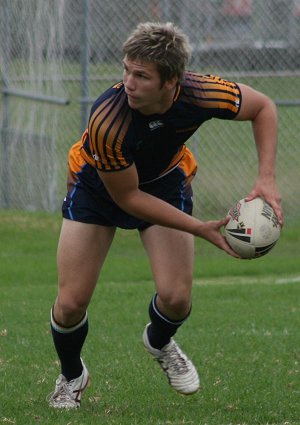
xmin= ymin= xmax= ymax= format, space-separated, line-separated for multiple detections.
xmin=141 ymin=86 xmax=177 ymax=115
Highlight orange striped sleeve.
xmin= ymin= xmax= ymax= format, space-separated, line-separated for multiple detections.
xmin=183 ymin=73 xmax=241 ymax=116
xmin=88 ymin=94 xmax=132 ymax=171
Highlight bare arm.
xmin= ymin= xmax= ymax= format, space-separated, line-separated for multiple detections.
xmin=235 ymin=83 xmax=283 ymax=225
xmin=97 ymin=166 xmax=240 ymax=257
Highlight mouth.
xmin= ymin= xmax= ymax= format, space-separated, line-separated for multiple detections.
xmin=125 ymin=91 xmax=138 ymax=100
xmin=127 ymin=96 xmax=140 ymax=109
xmin=127 ymin=94 xmax=138 ymax=101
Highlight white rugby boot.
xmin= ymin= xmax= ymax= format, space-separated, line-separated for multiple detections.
xmin=47 ymin=360 xmax=90 ymax=409
xmin=143 ymin=324 xmax=200 ymax=395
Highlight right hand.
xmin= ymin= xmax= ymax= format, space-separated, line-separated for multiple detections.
xmin=196 ymin=216 xmax=241 ymax=258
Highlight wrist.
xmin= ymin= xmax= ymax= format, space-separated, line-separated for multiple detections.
xmin=257 ymin=171 xmax=276 ymax=181
xmin=193 ymin=220 xmax=206 ymax=238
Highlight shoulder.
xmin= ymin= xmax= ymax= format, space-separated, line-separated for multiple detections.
xmin=87 ymin=82 xmax=133 ymax=171
xmin=179 ymin=71 xmax=241 ymax=115
xmin=181 ymin=71 xmax=240 ymax=97
xmin=90 ymin=82 xmax=130 ymax=122
xmin=89 ymin=82 xmax=132 ymax=142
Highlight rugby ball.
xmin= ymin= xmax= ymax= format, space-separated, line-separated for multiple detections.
xmin=224 ymin=198 xmax=280 ymax=259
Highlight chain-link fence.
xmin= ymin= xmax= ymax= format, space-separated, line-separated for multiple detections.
xmin=0 ymin=0 xmax=299 ymax=220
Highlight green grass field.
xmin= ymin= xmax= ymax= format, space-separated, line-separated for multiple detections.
xmin=0 ymin=211 xmax=300 ymax=425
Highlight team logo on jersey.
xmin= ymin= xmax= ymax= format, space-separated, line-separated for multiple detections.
xmin=149 ymin=120 xmax=164 ymax=131
xmin=93 ymin=153 xmax=100 ymax=161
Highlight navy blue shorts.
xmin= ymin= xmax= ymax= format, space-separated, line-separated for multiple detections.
xmin=62 ymin=144 xmax=195 ymax=231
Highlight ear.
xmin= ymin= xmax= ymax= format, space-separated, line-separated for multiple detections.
xmin=164 ymin=76 xmax=178 ymax=90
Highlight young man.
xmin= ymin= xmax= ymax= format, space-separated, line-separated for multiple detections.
xmin=48 ymin=22 xmax=283 ymax=408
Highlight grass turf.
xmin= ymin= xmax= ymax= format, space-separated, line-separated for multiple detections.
xmin=0 ymin=211 xmax=299 ymax=424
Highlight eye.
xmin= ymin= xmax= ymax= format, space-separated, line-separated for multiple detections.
xmin=137 ymin=73 xmax=148 ymax=80
xmin=123 ymin=68 xmax=130 ymax=80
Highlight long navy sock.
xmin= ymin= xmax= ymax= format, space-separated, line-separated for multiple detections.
xmin=147 ymin=293 xmax=191 ymax=349
xmin=51 ymin=308 xmax=88 ymax=381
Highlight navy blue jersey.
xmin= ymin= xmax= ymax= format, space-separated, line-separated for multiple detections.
xmin=81 ymin=72 xmax=241 ymax=184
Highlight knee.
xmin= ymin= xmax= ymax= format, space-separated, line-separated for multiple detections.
xmin=157 ymin=284 xmax=192 ymax=316
xmin=54 ymin=296 xmax=88 ymax=327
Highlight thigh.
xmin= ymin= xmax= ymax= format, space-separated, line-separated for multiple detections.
xmin=56 ymin=219 xmax=116 ymax=320
xmin=140 ymin=225 xmax=195 ymax=302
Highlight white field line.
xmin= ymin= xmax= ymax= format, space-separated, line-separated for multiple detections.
xmin=276 ymin=275 xmax=300 ymax=284
xmin=193 ymin=275 xmax=300 ymax=286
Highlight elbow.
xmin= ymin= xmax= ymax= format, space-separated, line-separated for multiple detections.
xmin=253 ymin=96 xmax=278 ymax=127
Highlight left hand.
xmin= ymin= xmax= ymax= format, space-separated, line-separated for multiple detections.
xmin=245 ymin=177 xmax=284 ymax=227
xmin=195 ymin=216 xmax=241 ymax=258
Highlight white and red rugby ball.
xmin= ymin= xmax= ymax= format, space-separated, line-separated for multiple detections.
xmin=224 ymin=197 xmax=281 ymax=259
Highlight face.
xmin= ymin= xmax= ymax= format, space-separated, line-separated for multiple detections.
xmin=122 ymin=56 xmax=177 ymax=115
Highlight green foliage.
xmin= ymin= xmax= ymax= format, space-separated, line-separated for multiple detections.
xmin=0 ymin=211 xmax=300 ymax=425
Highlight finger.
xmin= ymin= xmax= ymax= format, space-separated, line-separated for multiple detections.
xmin=225 ymin=246 xmax=241 ymax=258
xmin=221 ymin=237 xmax=241 ymax=258
xmin=219 ymin=216 xmax=231 ymax=227
xmin=264 ymin=199 xmax=284 ymax=227
xmin=274 ymin=205 xmax=284 ymax=227
xmin=244 ymin=193 xmax=257 ymax=202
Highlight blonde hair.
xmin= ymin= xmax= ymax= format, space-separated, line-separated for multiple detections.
xmin=123 ymin=22 xmax=192 ymax=84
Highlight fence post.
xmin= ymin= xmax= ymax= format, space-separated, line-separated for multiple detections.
xmin=80 ymin=0 xmax=90 ymax=135
xmin=1 ymin=0 xmax=11 ymax=208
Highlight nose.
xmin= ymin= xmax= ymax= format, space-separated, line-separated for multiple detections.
xmin=124 ymin=73 xmax=135 ymax=92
